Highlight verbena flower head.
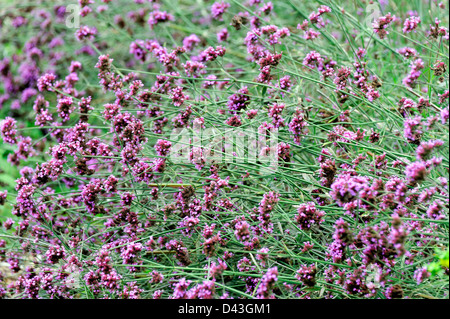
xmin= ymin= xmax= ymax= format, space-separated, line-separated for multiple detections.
xmin=372 ymin=13 xmax=396 ymax=39
xmin=295 ymin=202 xmax=325 ymax=230
xmin=403 ymin=16 xmax=421 ymax=33
xmin=211 ymin=1 xmax=230 ymax=20
xmin=0 ymin=117 xmax=18 ymax=144
xmin=0 ymin=0 xmax=448 ymax=301
xmin=148 ymin=11 xmax=174 ymax=29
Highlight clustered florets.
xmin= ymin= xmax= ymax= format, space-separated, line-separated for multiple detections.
xmin=0 ymin=0 xmax=448 ymax=301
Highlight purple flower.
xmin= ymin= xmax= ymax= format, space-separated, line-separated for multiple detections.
xmin=414 ymin=267 xmax=430 ymax=284
xmin=155 ymin=139 xmax=172 ymax=157
xmin=0 ymin=190 xmax=7 ymax=205
xmin=81 ymin=180 xmax=103 ymax=214
xmin=426 ymin=200 xmax=445 ymax=220
xmin=211 ymin=2 xmax=230 ymax=21
xmin=169 ymin=86 xmax=189 ymax=107
xmin=227 ymin=87 xmax=250 ymax=114
xmin=403 ymin=116 xmax=423 ymax=144
xmin=182 ymin=60 xmax=206 ymax=78
xmin=75 ymin=25 xmax=97 ymax=41
xmin=172 ymin=278 xmax=191 ymax=299
xmin=403 ymin=16 xmax=421 ymax=33
xmin=294 ymin=202 xmax=325 ymax=230
xmin=256 ymin=267 xmax=278 ymax=299
xmin=21 ymin=88 xmax=37 ymax=103
xmin=398 ymin=47 xmax=417 ymax=58
xmin=268 ymin=103 xmax=285 ymax=128
xmin=198 ymin=46 xmax=226 ymax=62
xmin=402 ymin=58 xmax=424 ymax=88
xmin=217 ymin=28 xmax=229 ymax=42
xmin=296 ymin=264 xmax=317 ymax=287
xmin=190 ymin=146 xmax=206 ymax=170
xmin=330 ymin=174 xmax=370 ymax=207
xmin=303 ymin=50 xmax=324 ymax=70
xmin=206 ymin=260 xmax=227 ymax=279
xmin=258 ymin=192 xmax=279 ymax=233
xmin=234 ymin=219 xmax=251 ymax=242
xmin=148 ymin=11 xmax=174 ymax=29
xmin=120 ymin=242 xmax=143 ymax=272
xmin=441 ymin=107 xmax=449 ymax=124
xmin=289 ymin=109 xmax=308 ymax=145
xmin=182 ymin=34 xmax=201 ymax=51
xmin=56 ymin=96 xmax=74 ymax=122
xmin=416 ymin=140 xmax=444 ymax=160
xmin=37 ymin=73 xmax=56 ymax=92
xmin=0 ymin=117 xmax=18 ymax=144
xmin=46 ymin=245 xmax=66 ymax=264
xmin=372 ymin=13 xmax=395 ymax=39
xmin=385 ymin=285 xmax=404 ymax=299
xmin=120 ymin=282 xmax=143 ymax=299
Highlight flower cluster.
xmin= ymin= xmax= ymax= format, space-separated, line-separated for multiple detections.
xmin=0 ymin=0 xmax=447 ymax=301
